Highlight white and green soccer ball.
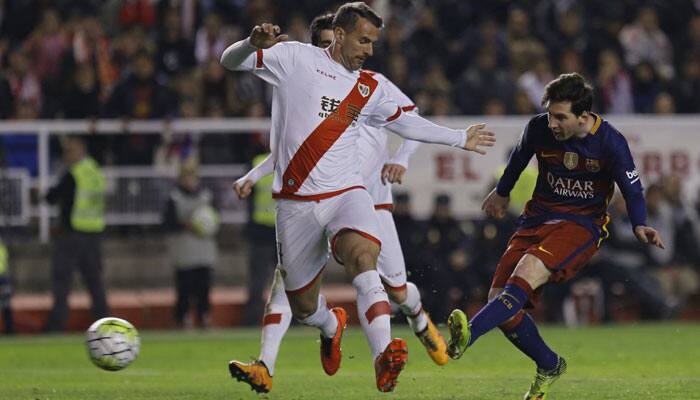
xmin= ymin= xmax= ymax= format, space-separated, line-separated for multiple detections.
xmin=190 ymin=205 xmax=220 ymax=237
xmin=85 ymin=317 xmax=141 ymax=371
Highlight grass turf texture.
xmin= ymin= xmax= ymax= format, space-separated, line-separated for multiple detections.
xmin=0 ymin=323 xmax=699 ymax=399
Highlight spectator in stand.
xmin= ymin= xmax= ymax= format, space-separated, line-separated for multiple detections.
xmin=589 ymin=190 xmax=676 ymax=320
xmin=456 ymin=46 xmax=513 ymax=115
xmin=393 ymin=193 xmax=427 ymax=293
xmin=66 ymin=16 xmax=118 ymax=103
xmin=506 ymin=8 xmax=547 ymax=78
xmin=645 ymin=183 xmax=698 ymax=312
xmin=652 ymin=92 xmax=676 ymax=114
xmin=118 ymin=0 xmax=156 ymax=29
xmin=6 ymin=47 xmax=42 ymax=113
xmin=194 ymin=13 xmax=230 ymax=64
xmin=422 ymin=194 xmax=469 ymax=322
xmin=672 ymin=55 xmax=700 ymax=113
xmin=103 ymin=50 xmax=177 ymax=165
xmin=619 ymin=5 xmax=674 ymax=81
xmin=631 ymin=62 xmax=661 ymax=113
xmin=156 ymin=8 xmax=195 ymax=78
xmin=21 ymin=8 xmax=68 ymax=117
xmin=596 ymin=49 xmax=634 ymax=114
xmin=517 ymin=60 xmax=554 ymax=112
xmin=558 ymin=49 xmax=586 ymax=77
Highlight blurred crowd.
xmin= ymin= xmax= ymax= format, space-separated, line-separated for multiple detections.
xmin=394 ymin=175 xmax=700 ymax=325
xmin=1 ymin=0 xmax=700 ymax=169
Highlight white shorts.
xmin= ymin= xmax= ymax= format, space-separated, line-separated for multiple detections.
xmin=365 ymin=170 xmax=393 ymax=209
xmin=275 ymin=188 xmax=382 ymax=293
xmin=375 ymin=209 xmax=407 ymax=289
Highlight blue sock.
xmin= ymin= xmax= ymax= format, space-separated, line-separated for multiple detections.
xmin=468 ymin=281 xmax=529 ymax=346
xmin=501 ymin=313 xmax=558 ymax=371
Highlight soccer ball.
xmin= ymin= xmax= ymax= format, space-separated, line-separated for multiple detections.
xmin=85 ymin=317 xmax=141 ymax=371
xmin=190 ymin=205 xmax=220 ymax=237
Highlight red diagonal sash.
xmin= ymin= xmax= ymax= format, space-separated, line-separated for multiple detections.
xmin=280 ymin=71 xmax=378 ymax=195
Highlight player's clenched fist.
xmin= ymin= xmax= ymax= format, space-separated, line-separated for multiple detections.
xmin=250 ymin=23 xmax=289 ymax=49
xmin=233 ymin=179 xmax=255 ymax=200
xmin=463 ymin=123 xmax=496 ymax=155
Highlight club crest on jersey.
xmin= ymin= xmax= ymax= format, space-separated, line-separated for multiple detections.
xmin=563 ymin=152 xmax=579 ymax=170
xmin=585 ymin=158 xmax=600 ymax=172
xmin=357 ymin=82 xmax=370 ymax=97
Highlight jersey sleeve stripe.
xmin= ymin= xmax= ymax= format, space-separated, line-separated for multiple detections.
xmin=255 ymin=49 xmax=264 ymax=68
xmin=386 ymin=107 xmax=402 ymax=122
xmin=400 ymin=105 xmax=416 ymax=112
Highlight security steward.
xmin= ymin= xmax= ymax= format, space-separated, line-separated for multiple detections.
xmin=44 ymin=135 xmax=110 ymax=332
xmin=241 ymin=153 xmax=277 ymax=326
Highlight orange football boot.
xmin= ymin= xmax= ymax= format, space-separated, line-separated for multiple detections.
xmin=374 ymin=338 xmax=408 ymax=392
xmin=228 ymin=359 xmax=272 ymax=393
xmin=415 ymin=312 xmax=449 ymax=365
xmin=320 ymin=307 xmax=348 ymax=376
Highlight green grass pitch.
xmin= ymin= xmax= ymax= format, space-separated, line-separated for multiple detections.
xmin=1 ymin=323 xmax=699 ymax=399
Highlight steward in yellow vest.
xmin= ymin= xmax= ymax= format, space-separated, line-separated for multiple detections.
xmin=44 ymin=136 xmax=109 ymax=332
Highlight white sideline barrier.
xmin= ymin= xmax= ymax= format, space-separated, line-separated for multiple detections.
xmin=0 ymin=116 xmax=699 ymax=240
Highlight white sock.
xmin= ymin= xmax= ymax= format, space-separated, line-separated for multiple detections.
xmin=353 ymin=270 xmax=392 ymax=359
xmin=259 ymin=269 xmax=292 ymax=376
xmin=299 ymin=294 xmax=338 ymax=338
xmin=399 ymin=282 xmax=428 ymax=333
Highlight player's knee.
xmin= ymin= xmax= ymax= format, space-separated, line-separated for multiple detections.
xmin=346 ymin=244 xmax=379 ymax=273
xmin=488 ymin=288 xmax=504 ymax=302
xmin=385 ymin=286 xmax=407 ymax=303
xmin=512 ymin=254 xmax=550 ymax=289
xmin=288 ymin=295 xmax=317 ymax=319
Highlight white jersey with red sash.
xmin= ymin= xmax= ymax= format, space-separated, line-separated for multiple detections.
xmin=235 ymin=41 xmax=404 ymax=201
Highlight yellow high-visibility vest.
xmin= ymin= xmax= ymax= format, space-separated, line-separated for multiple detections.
xmin=0 ymin=241 xmax=7 ymax=276
xmin=252 ymin=154 xmax=275 ymax=227
xmin=70 ymin=157 xmax=106 ymax=232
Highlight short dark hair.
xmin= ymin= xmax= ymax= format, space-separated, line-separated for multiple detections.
xmin=333 ymin=2 xmax=383 ymax=33
xmin=310 ymin=13 xmax=334 ymax=46
xmin=541 ymin=73 xmax=593 ymax=116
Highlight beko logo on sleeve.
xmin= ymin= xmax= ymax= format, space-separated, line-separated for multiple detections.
xmin=626 ymin=169 xmax=640 ymax=184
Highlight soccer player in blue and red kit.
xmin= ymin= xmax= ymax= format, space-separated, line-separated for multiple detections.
xmin=446 ymin=73 xmax=665 ymax=399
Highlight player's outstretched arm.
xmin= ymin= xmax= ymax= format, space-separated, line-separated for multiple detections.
xmin=482 ymin=187 xmax=509 ymax=219
xmin=464 ymin=123 xmax=497 ymax=155
xmin=633 ymin=225 xmax=665 ymax=249
xmin=232 ymin=153 xmax=275 ymax=199
xmin=220 ymin=23 xmax=288 ymax=70
xmin=386 ymin=112 xmax=496 ymax=153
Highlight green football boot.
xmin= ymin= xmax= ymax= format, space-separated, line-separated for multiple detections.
xmin=446 ymin=309 xmax=471 ymax=359
xmin=523 ymin=357 xmax=568 ymax=400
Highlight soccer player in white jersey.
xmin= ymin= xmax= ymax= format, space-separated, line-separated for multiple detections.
xmin=227 ymin=13 xmax=449 ymax=394
xmin=220 ymin=2 xmax=495 ymax=393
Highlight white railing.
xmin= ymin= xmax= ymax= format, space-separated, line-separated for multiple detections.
xmin=2 ymin=116 xmax=700 ymax=242
xmin=0 ymin=168 xmax=30 ymax=226
xmin=0 ymin=118 xmax=269 ymax=242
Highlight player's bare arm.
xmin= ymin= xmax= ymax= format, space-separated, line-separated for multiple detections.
xmin=249 ymin=23 xmax=289 ymax=49
xmin=463 ymin=123 xmax=496 ymax=155
xmin=633 ymin=225 xmax=665 ymax=249
xmin=381 ymin=163 xmax=406 ymax=184
xmin=481 ymin=187 xmax=509 ymax=219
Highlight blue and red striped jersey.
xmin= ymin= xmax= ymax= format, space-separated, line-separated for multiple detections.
xmin=496 ymin=113 xmax=647 ymax=239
